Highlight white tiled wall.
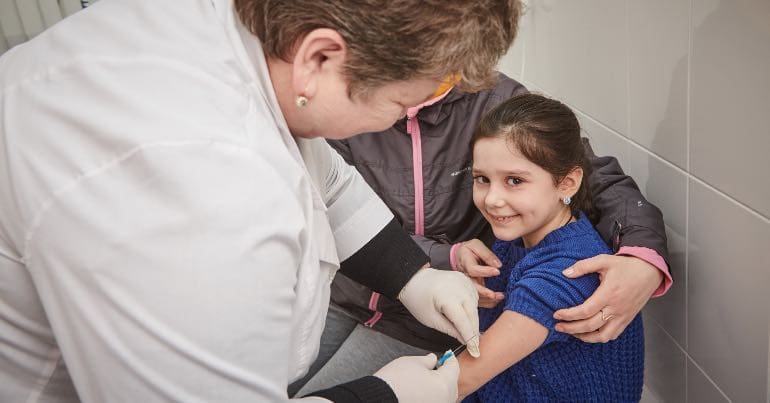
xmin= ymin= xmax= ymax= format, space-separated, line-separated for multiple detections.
xmin=498 ymin=1 xmax=770 ymax=401
xmin=3 ymin=0 xmax=768 ymax=401
xmin=0 ymin=0 xmax=94 ymax=53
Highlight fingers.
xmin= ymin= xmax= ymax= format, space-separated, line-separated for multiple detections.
xmin=456 ymin=239 xmax=501 ymax=276
xmin=465 ymin=264 xmax=500 ymax=278
xmin=473 ymin=281 xmax=502 ymax=300
xmin=434 ymin=351 xmax=460 ymax=378
xmin=553 ymin=286 xmax=611 ymax=321
xmin=478 ymin=296 xmax=503 ymax=309
xmin=419 ymin=352 xmax=438 ymax=368
xmin=555 ymin=254 xmax=657 ymax=344
xmin=470 ymin=275 xmax=501 ymax=307
xmin=474 ymin=282 xmax=504 ymax=308
xmin=465 ymin=336 xmax=480 ymax=358
xmin=572 ymin=318 xmax=626 ymax=343
xmin=554 ymin=310 xmax=606 ymax=334
xmin=433 ymin=352 xmax=460 ymax=402
xmin=562 ymin=254 xmax=612 ymax=278
xmin=462 ymin=299 xmax=481 ymax=357
xmin=425 ymin=313 xmax=463 ymax=343
xmin=462 ymin=299 xmax=480 ymax=335
xmin=479 ymin=300 xmax=501 ymax=309
xmin=464 ymin=240 xmax=501 ymax=268
xmin=441 ymin=302 xmax=480 ymax=357
xmin=555 ymin=306 xmax=630 ymax=343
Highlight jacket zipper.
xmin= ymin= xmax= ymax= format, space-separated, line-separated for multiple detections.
xmin=364 ymin=113 xmax=425 ymax=328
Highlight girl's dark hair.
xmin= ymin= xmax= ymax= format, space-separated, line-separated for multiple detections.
xmin=472 ymin=93 xmax=595 ymax=220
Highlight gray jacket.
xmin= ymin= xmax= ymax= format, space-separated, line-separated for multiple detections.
xmin=328 ymin=73 xmax=668 ymax=352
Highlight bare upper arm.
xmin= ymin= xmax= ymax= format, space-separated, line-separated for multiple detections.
xmin=457 ymin=310 xmax=548 ymax=399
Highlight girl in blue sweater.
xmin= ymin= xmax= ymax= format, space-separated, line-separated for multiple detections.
xmin=458 ymin=94 xmax=644 ymax=402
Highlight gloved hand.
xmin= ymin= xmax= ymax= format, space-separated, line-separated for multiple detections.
xmin=374 ymin=353 xmax=459 ymax=403
xmin=398 ymin=268 xmax=481 ymax=357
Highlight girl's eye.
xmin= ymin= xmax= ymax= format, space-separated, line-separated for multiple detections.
xmin=506 ymin=176 xmax=523 ymax=186
xmin=473 ymin=176 xmax=489 ymax=184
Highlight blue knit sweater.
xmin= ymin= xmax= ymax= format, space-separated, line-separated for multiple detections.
xmin=463 ymin=213 xmax=644 ymax=402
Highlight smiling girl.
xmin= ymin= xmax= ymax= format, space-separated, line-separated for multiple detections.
xmin=458 ymin=94 xmax=644 ymax=402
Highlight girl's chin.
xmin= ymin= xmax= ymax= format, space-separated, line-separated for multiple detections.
xmin=491 ymin=229 xmax=521 ymax=242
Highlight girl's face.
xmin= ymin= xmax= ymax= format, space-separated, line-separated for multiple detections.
xmin=472 ymin=136 xmax=573 ymax=247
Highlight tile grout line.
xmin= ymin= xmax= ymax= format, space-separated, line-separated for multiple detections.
xmin=650 ymin=314 xmax=732 ymax=402
xmin=519 ymin=6 xmax=527 ymax=82
xmin=34 ymin=0 xmax=46 ymax=34
xmin=512 ymin=4 xmax=760 ymax=400
xmin=625 ymin=0 xmax=631 ymax=140
xmin=686 ymin=352 xmax=733 ymax=402
xmin=685 ymin=0 xmax=693 ymax=399
xmin=519 ymin=81 xmax=770 ymax=225
xmin=646 ymin=313 xmax=685 ymax=353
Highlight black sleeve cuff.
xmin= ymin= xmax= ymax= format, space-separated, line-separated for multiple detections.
xmin=305 ymin=376 xmax=397 ymax=403
xmin=339 ymin=218 xmax=429 ymax=300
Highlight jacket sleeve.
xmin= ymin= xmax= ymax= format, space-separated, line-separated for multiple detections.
xmin=411 ymin=234 xmax=454 ymax=270
xmin=339 ymin=218 xmax=429 ymax=300
xmin=583 ymin=138 xmax=670 ymax=265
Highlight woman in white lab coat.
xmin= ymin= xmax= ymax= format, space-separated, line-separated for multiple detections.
xmin=0 ymin=0 xmax=522 ymax=402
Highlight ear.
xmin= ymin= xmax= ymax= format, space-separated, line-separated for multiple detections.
xmin=558 ymin=166 xmax=584 ymax=200
xmin=291 ymin=28 xmax=347 ymax=100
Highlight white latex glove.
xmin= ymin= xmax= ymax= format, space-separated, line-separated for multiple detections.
xmin=374 ymin=353 xmax=459 ymax=403
xmin=398 ymin=268 xmax=481 ymax=357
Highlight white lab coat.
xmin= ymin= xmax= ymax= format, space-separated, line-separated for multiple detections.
xmin=0 ymin=0 xmax=393 ymax=401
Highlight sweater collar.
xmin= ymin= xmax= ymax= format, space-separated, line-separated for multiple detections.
xmin=530 ymin=212 xmax=594 ymax=249
xmin=505 ymin=212 xmax=593 ymax=252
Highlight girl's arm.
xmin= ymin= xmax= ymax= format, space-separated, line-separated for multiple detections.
xmin=457 ymin=310 xmax=548 ymax=399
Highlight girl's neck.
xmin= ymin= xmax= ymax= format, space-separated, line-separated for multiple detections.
xmin=521 ymin=207 xmax=575 ymax=248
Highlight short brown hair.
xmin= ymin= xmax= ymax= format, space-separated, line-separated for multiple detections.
xmin=234 ymin=0 xmax=523 ymax=96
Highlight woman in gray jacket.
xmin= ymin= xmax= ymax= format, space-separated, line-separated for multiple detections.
xmin=291 ymin=73 xmax=673 ymax=395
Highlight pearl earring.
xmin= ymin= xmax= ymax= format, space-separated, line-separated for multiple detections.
xmin=295 ymin=95 xmax=308 ymax=108
xmin=562 ymin=195 xmax=572 ymax=205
